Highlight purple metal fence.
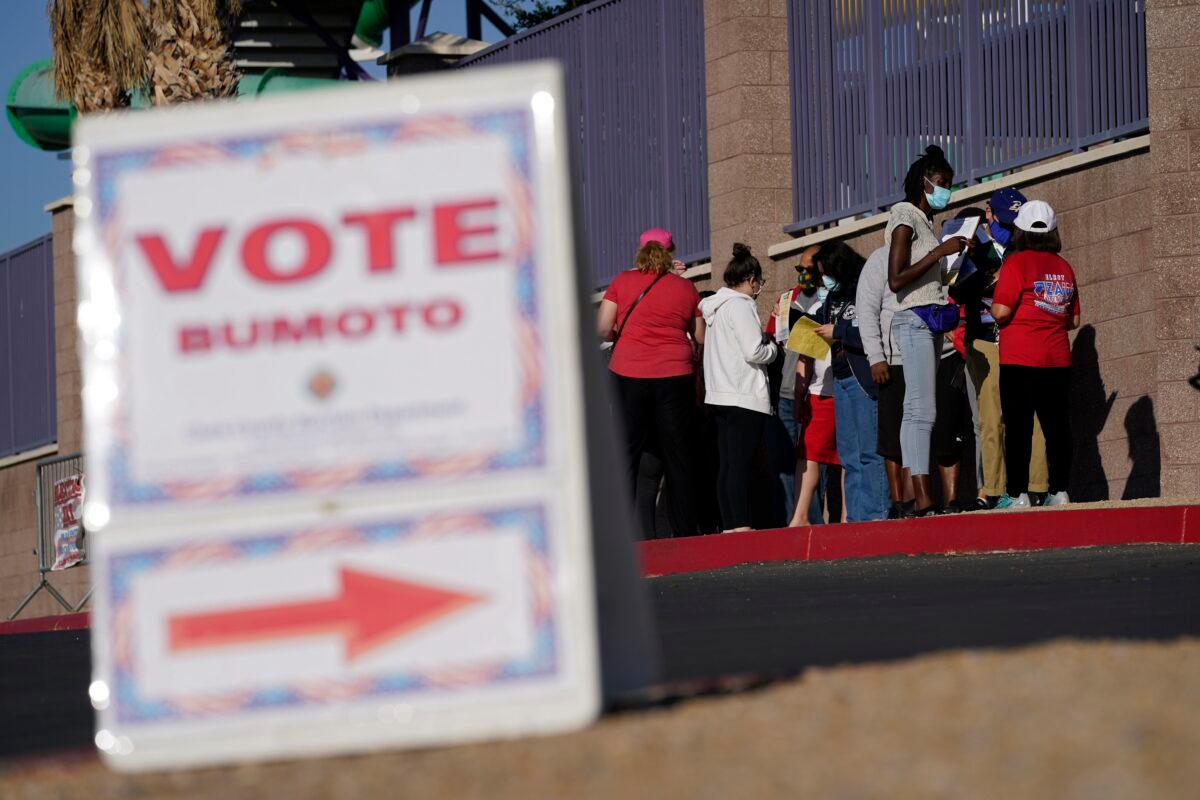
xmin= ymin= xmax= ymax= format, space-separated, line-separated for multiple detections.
xmin=0 ymin=234 xmax=57 ymax=458
xmin=788 ymin=0 xmax=1149 ymax=233
xmin=458 ymin=0 xmax=710 ymax=287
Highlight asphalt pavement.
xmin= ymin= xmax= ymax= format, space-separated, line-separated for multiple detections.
xmin=651 ymin=544 xmax=1200 ymax=682
xmin=3 ymin=544 xmax=1197 ymax=758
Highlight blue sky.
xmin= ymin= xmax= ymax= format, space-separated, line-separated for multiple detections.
xmin=1 ymin=1 xmax=509 ymax=254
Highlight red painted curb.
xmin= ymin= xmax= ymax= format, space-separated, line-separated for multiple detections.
xmin=0 ymin=611 xmax=90 ymax=636
xmin=640 ymin=504 xmax=1200 ymax=577
xmin=3 ymin=506 xmax=1196 ymax=634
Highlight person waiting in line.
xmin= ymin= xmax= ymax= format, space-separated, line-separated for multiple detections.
xmin=700 ymin=243 xmax=778 ymax=532
xmin=766 ymin=246 xmax=824 ymax=524
xmin=953 ymin=191 xmax=1051 ymax=508
xmin=598 ymin=229 xmax=701 ymax=537
xmin=991 ymin=201 xmax=1079 ymax=509
xmin=885 ymin=145 xmax=970 ymax=517
xmin=812 ymin=241 xmax=889 ymax=522
xmin=857 ymin=236 xmax=915 ymax=518
xmin=787 ymin=262 xmax=844 ymax=528
xmin=930 ymin=308 xmax=973 ymax=512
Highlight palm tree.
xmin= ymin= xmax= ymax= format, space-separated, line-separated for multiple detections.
xmin=48 ymin=0 xmax=243 ymax=112
xmin=144 ymin=0 xmax=242 ymax=105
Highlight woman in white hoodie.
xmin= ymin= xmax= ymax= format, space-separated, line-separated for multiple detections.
xmin=699 ymin=243 xmax=779 ymax=532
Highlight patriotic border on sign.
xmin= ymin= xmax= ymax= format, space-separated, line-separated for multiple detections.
xmin=106 ymin=505 xmax=558 ymax=725
xmin=91 ymin=110 xmax=546 ymax=506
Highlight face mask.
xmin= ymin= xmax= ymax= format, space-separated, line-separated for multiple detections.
xmin=816 ymin=287 xmax=829 ymax=302
xmin=988 ymin=220 xmax=1013 ymax=248
xmin=822 ymin=275 xmax=841 ymax=293
xmin=924 ymin=177 xmax=952 ymax=211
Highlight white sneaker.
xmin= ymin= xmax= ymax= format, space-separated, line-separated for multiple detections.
xmin=996 ymin=493 xmax=1031 ymax=509
xmin=1044 ymin=491 xmax=1070 ymax=507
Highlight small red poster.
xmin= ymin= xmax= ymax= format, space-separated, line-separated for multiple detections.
xmin=51 ymin=473 xmax=85 ymax=571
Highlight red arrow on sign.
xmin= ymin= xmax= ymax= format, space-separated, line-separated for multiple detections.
xmin=167 ymin=567 xmax=483 ymax=660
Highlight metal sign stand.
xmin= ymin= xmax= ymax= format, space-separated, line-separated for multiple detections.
xmin=7 ymin=452 xmax=91 ymax=620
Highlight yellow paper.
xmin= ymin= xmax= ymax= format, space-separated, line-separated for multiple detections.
xmin=785 ymin=317 xmax=830 ymax=359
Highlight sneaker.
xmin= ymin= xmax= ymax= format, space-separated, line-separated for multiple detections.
xmin=911 ymin=505 xmax=943 ymax=518
xmin=994 ymin=493 xmax=1031 ymax=510
xmin=888 ymin=500 xmax=914 ymax=520
xmin=1044 ymin=491 xmax=1070 ymax=507
xmin=1029 ymin=492 xmax=1048 ymax=507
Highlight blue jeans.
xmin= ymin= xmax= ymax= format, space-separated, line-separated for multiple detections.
xmin=776 ymin=398 xmax=799 ymax=519
xmin=833 ymin=375 xmax=889 ymax=521
xmin=891 ymin=309 xmax=938 ymax=476
xmin=777 ymin=397 xmax=825 ymax=525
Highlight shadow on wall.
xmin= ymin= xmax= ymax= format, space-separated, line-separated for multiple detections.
xmin=1068 ymin=325 xmax=1161 ymax=501
xmin=1069 ymin=325 xmax=1116 ymax=501
xmin=1121 ymin=396 xmax=1160 ymax=500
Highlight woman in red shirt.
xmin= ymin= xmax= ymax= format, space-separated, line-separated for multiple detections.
xmin=597 ymin=230 xmax=701 ymax=536
xmin=991 ymin=201 xmax=1079 ymax=508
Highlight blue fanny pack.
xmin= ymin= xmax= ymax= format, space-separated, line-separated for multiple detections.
xmin=912 ymin=302 xmax=960 ymax=334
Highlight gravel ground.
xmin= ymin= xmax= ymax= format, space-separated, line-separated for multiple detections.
xmin=4 ymin=637 xmax=1198 ymax=799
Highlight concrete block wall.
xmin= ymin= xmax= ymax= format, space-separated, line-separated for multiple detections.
xmin=0 ymin=205 xmax=90 ymax=619
xmin=703 ymin=0 xmax=793 ymax=308
xmin=1148 ymin=0 xmax=1200 ymax=499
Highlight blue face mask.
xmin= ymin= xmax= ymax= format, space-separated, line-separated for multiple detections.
xmin=822 ymin=275 xmax=841 ymax=293
xmin=924 ymin=177 xmax=952 ymax=211
xmin=816 ymin=287 xmax=829 ymax=302
xmin=988 ymin=220 xmax=1013 ymax=248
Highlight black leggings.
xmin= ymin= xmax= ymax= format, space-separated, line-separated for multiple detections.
xmin=999 ymin=365 xmax=1072 ymax=495
xmin=709 ymin=404 xmax=768 ymax=529
xmin=614 ymin=374 xmax=697 ymax=537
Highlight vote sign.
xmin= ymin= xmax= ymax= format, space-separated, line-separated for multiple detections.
xmin=74 ymin=64 xmax=599 ymax=771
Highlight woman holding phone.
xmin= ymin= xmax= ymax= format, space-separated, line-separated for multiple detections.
xmin=885 ymin=145 xmax=970 ymax=516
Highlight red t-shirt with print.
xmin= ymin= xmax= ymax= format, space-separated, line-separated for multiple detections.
xmin=603 ymin=269 xmax=700 ymax=379
xmin=993 ymin=250 xmax=1080 ymax=368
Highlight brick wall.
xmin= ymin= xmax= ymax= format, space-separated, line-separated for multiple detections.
xmin=0 ymin=204 xmax=89 ymax=620
xmin=703 ymin=0 xmax=793 ymax=309
xmin=1147 ymin=0 xmax=1200 ymax=499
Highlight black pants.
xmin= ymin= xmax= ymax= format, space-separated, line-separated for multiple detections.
xmin=933 ymin=353 xmax=969 ymax=465
xmin=709 ymin=404 xmax=768 ymax=529
xmin=635 ymin=448 xmax=671 ymax=539
xmin=999 ymin=365 xmax=1072 ymax=495
xmin=615 ymin=374 xmax=696 ymax=537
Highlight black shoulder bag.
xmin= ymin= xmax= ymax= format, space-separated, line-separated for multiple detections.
xmin=609 ymin=271 xmax=667 ymax=354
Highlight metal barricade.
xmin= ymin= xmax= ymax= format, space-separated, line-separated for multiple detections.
xmin=7 ymin=452 xmax=92 ymax=620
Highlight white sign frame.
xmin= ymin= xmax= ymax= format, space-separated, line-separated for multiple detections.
xmin=74 ymin=62 xmax=599 ymax=771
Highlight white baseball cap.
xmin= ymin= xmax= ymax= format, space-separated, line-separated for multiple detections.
xmin=1014 ymin=200 xmax=1057 ymax=232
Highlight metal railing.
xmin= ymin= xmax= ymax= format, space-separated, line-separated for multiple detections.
xmin=0 ymin=234 xmax=58 ymax=459
xmin=458 ymin=0 xmax=710 ymax=287
xmin=787 ymin=0 xmax=1149 ymax=233
xmin=8 ymin=452 xmax=91 ymax=620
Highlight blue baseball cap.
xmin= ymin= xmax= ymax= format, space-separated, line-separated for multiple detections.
xmin=988 ymin=188 xmax=1027 ymax=225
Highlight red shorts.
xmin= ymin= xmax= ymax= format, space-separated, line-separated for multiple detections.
xmin=799 ymin=393 xmax=840 ymax=465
